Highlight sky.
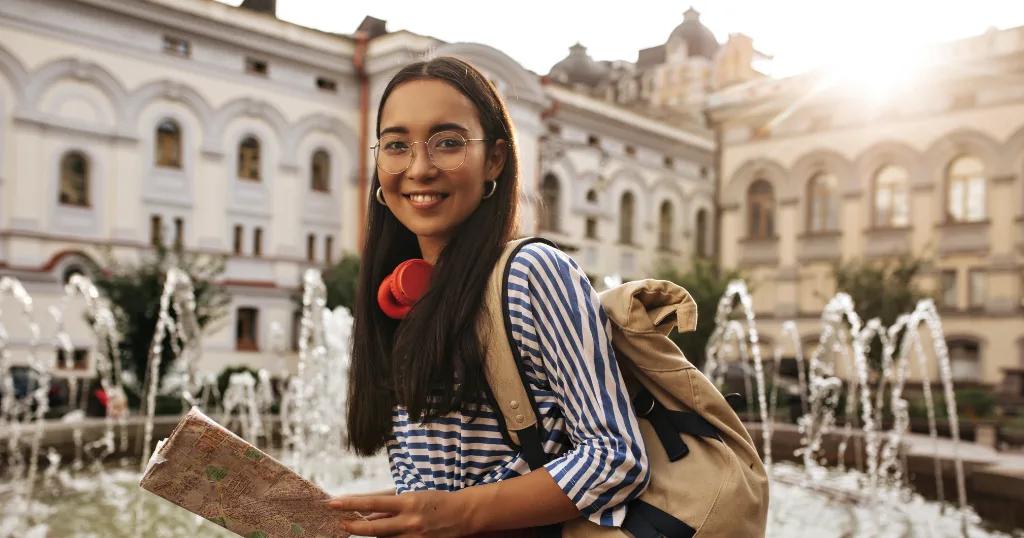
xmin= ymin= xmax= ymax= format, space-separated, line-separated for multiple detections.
xmin=219 ymin=1 xmax=1024 ymax=77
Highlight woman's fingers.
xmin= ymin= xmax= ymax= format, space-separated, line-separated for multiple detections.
xmin=329 ymin=494 xmax=405 ymax=514
xmin=342 ymin=514 xmax=411 ymax=537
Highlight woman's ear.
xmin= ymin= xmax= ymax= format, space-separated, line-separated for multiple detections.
xmin=484 ymin=139 xmax=508 ymax=180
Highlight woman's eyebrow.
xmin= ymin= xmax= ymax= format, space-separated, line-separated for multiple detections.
xmin=429 ymin=122 xmax=469 ymax=134
xmin=379 ymin=122 xmax=470 ymax=137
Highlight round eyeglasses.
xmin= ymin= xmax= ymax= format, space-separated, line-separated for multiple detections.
xmin=371 ymin=131 xmax=488 ymax=175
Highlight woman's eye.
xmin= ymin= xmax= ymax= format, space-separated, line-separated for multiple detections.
xmin=384 ymin=141 xmax=409 ymax=153
xmin=434 ymin=137 xmax=465 ymax=150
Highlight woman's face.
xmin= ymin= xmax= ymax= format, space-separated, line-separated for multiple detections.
xmin=377 ymin=79 xmax=507 ymax=254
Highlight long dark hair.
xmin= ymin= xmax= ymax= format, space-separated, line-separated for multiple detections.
xmin=346 ymin=57 xmax=520 ymax=455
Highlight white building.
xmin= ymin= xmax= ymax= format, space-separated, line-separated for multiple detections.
xmin=0 ymin=0 xmax=715 ymax=378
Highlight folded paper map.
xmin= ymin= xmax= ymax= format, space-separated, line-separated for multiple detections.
xmin=139 ymin=406 xmax=368 ymax=538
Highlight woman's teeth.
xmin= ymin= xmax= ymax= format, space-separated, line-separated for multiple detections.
xmin=408 ymin=193 xmax=446 ymax=202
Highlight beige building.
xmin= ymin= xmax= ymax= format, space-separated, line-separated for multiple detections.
xmin=707 ymin=26 xmax=1024 ymax=385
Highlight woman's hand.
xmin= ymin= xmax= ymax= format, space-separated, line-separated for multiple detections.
xmin=328 ymin=490 xmax=474 ymax=537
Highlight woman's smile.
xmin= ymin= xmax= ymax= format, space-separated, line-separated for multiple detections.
xmin=404 ymin=191 xmax=450 ymax=210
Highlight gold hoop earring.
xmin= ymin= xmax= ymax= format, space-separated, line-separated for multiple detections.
xmin=482 ymin=180 xmax=497 ymax=199
xmin=376 ymin=186 xmax=387 ymax=206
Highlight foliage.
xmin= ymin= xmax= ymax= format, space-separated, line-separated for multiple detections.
xmin=321 ymin=253 xmax=361 ymax=310
xmin=92 ymin=244 xmax=230 ymax=406
xmin=831 ymin=254 xmax=931 ymax=368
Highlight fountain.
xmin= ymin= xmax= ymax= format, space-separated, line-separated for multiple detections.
xmin=0 ymin=267 xmax=1020 ymax=537
xmin=703 ymin=279 xmax=998 ymax=536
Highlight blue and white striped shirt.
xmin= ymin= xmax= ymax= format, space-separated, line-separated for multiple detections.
xmin=386 ymin=242 xmax=650 ymax=527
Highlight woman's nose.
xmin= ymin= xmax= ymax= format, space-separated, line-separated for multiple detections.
xmin=405 ymin=143 xmax=437 ymax=179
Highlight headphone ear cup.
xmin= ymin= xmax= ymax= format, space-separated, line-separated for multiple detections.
xmin=391 ymin=259 xmax=433 ymax=304
xmin=378 ymin=274 xmax=412 ymax=319
xmin=388 ymin=262 xmax=412 ymax=305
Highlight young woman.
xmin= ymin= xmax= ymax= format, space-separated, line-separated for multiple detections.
xmin=328 ymin=57 xmax=649 ymax=538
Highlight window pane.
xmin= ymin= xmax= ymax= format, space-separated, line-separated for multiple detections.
xmin=940 ymin=270 xmax=958 ymax=309
xmin=969 ymin=270 xmax=986 ymax=309
xmin=948 ymin=179 xmax=965 ymax=221
xmin=311 ymin=150 xmax=330 ymax=192
xmin=966 ymin=177 xmax=986 ymax=221
xmin=892 ymin=188 xmax=909 ymax=227
xmin=659 ymin=202 xmax=673 ymax=250
xmin=156 ymin=120 xmax=182 ymax=168
xmin=809 ymin=173 xmax=838 ymax=232
xmin=947 ymin=156 xmax=985 ymax=223
xmin=619 ymin=193 xmax=635 ymax=243
xmin=238 ymin=137 xmax=261 ymax=180
xmin=696 ymin=209 xmax=708 ymax=258
xmin=59 ymin=152 xmax=90 ymax=207
xmin=236 ymin=308 xmax=259 ymax=351
xmin=949 ymin=341 xmax=980 ymax=382
xmin=540 ymin=174 xmax=560 ymax=231
xmin=748 ymin=180 xmax=774 ymax=239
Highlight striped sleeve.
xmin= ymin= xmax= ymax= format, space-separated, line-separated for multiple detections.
xmin=506 ymin=242 xmax=650 ymax=527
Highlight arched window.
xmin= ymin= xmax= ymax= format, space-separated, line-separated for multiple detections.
xmin=155 ymin=119 xmax=182 ymax=168
xmin=873 ymin=165 xmax=909 ymax=227
xmin=947 ymin=155 xmax=986 ymax=222
xmin=238 ymin=136 xmax=261 ymax=180
xmin=807 ymin=172 xmax=839 ymax=232
xmin=619 ymin=191 xmax=635 ymax=244
xmin=59 ymin=151 xmax=90 ymax=207
xmin=658 ymin=200 xmax=674 ymax=251
xmin=747 ymin=179 xmax=775 ymax=239
xmin=539 ymin=173 xmax=560 ymax=231
xmin=695 ymin=208 xmax=709 ymax=258
xmin=311 ymin=149 xmax=330 ymax=192
xmin=948 ymin=339 xmax=981 ymax=383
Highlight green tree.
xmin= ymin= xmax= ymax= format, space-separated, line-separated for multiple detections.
xmin=654 ymin=259 xmax=744 ymax=369
xmin=292 ymin=253 xmax=361 ymax=316
xmin=321 ymin=253 xmax=360 ymax=310
xmin=93 ymin=245 xmax=230 ymax=406
xmin=832 ymin=254 xmax=930 ymax=328
xmin=831 ymin=254 xmax=931 ymax=368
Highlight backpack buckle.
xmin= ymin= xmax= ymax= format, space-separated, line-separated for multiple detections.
xmin=634 ymin=390 xmax=657 ymax=418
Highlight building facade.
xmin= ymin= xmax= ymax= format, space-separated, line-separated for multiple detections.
xmin=0 ymin=0 xmax=715 ymax=377
xmin=707 ymin=26 xmax=1024 ymax=385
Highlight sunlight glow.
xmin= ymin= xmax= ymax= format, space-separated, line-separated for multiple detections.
xmin=822 ymin=45 xmax=932 ymax=102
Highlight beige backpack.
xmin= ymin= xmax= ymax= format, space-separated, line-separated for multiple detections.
xmin=477 ymin=238 xmax=769 ymax=538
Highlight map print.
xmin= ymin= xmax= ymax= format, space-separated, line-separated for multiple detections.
xmin=140 ymin=407 xmax=367 ymax=538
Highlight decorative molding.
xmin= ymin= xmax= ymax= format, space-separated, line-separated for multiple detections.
xmin=935 ymin=221 xmax=991 ymax=256
xmin=9 ymin=217 xmax=40 ymax=231
xmin=110 ymin=227 xmax=136 ymax=242
xmin=797 ymin=232 xmax=842 ymax=263
xmin=738 ymin=237 xmax=780 ymax=266
xmin=13 ymin=109 xmax=135 ymax=142
xmin=778 ymin=197 xmax=799 ymax=207
xmin=863 ymin=227 xmax=912 ymax=259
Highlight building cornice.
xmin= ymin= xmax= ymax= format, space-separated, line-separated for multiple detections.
xmin=67 ymin=0 xmax=356 ymax=74
xmin=546 ymin=85 xmax=714 ymax=154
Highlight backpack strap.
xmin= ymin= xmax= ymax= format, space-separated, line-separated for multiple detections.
xmin=478 ymin=236 xmax=556 ymax=470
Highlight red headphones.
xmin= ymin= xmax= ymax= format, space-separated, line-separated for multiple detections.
xmin=377 ymin=259 xmax=434 ymax=320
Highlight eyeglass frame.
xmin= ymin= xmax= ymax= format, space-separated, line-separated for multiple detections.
xmin=370 ymin=130 xmax=490 ymax=174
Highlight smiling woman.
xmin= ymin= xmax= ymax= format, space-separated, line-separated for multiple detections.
xmin=337 ymin=57 xmax=650 ymax=538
